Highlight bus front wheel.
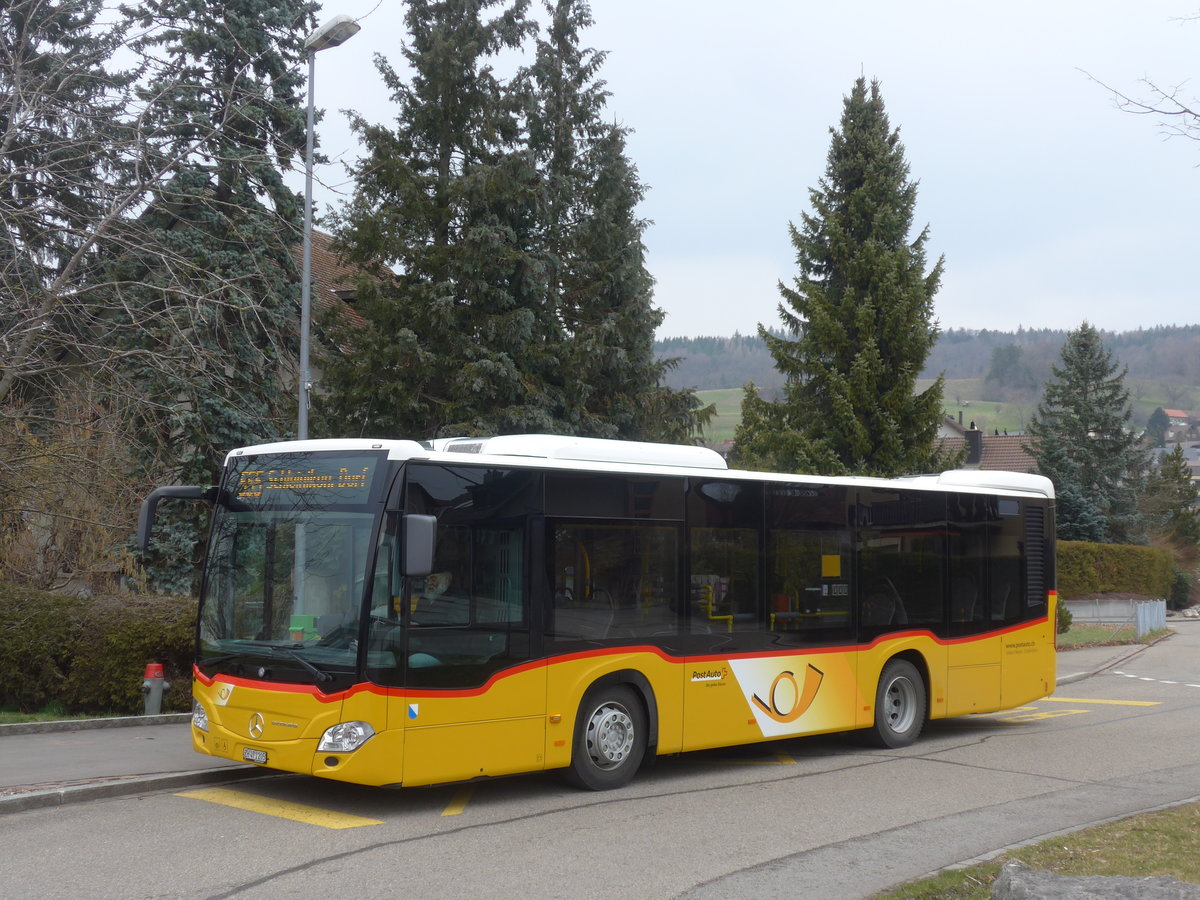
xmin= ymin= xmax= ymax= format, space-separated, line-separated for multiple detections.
xmin=565 ymin=685 xmax=646 ymax=790
xmin=867 ymin=659 xmax=926 ymax=748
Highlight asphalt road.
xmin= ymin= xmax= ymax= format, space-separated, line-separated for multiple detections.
xmin=3 ymin=621 xmax=1198 ymax=900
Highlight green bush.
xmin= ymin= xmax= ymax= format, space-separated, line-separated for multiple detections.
xmin=0 ymin=584 xmax=196 ymax=715
xmin=1056 ymin=595 xmax=1072 ymax=634
xmin=1057 ymin=540 xmax=1174 ymax=600
xmin=1170 ymin=569 xmax=1193 ymax=611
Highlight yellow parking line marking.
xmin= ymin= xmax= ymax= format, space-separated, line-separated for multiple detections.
xmin=177 ymin=788 xmax=383 ymax=829
xmin=441 ymin=786 xmax=474 ymax=817
xmin=1045 ymin=697 xmax=1161 ymax=707
xmin=774 ymin=750 xmax=797 ymax=765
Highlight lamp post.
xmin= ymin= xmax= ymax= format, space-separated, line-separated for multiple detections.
xmin=298 ymin=14 xmax=360 ymax=440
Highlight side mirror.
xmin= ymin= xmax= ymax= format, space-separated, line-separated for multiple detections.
xmin=137 ymin=485 xmax=215 ymax=554
xmin=402 ymin=514 xmax=437 ymax=576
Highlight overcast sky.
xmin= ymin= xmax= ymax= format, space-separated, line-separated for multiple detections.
xmin=301 ymin=1 xmax=1200 ymax=339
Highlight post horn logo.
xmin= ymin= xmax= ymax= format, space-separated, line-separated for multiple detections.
xmin=751 ymin=664 xmax=824 ymax=724
xmin=248 ymin=712 xmax=265 ymax=739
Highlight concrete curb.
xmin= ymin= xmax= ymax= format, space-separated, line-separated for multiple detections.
xmin=0 ymin=713 xmax=191 ymax=738
xmin=1056 ymin=644 xmax=1146 ymax=685
xmin=1054 ymin=632 xmax=1173 ymax=686
xmin=0 ymin=765 xmax=268 ymax=815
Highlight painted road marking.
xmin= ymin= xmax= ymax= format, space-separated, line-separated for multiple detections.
xmin=441 ymin=786 xmax=474 ymax=817
xmin=997 ymin=708 xmax=1089 ymax=722
xmin=1113 ymin=670 xmax=1200 ymax=689
xmin=177 ymin=788 xmax=383 ymax=829
xmin=1044 ymin=697 xmax=1162 ymax=707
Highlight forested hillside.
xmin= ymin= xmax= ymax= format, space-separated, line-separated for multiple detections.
xmin=656 ymin=325 xmax=1200 ymax=409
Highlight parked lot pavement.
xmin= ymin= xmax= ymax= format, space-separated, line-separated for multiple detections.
xmin=0 ymin=640 xmax=1159 ymax=815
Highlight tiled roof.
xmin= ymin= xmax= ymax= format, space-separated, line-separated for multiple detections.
xmin=304 ymin=229 xmax=364 ymax=316
xmin=296 ymin=229 xmax=369 ymax=329
xmin=938 ymin=434 xmax=1037 ymax=473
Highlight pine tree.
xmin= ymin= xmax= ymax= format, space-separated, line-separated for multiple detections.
xmin=113 ymin=0 xmax=316 ymax=590
xmin=1140 ymin=444 xmax=1200 ymax=550
xmin=0 ymin=0 xmax=134 ymax=411
xmin=319 ymin=0 xmax=549 ymax=438
xmin=1146 ymin=407 xmax=1170 ymax=448
xmin=114 ymin=0 xmax=315 ymax=458
xmin=1028 ymin=322 xmax=1146 ymax=544
xmin=734 ymin=77 xmax=946 ymax=477
xmin=521 ymin=2 xmax=708 ymax=440
xmin=321 ymin=0 xmax=708 ymax=442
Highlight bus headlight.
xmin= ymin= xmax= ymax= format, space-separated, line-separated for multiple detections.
xmin=318 ymin=721 xmax=376 ymax=752
xmin=192 ymin=699 xmax=209 ymax=733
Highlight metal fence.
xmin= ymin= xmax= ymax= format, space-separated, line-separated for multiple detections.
xmin=1135 ymin=599 xmax=1166 ymax=639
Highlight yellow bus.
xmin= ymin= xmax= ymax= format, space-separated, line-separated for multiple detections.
xmin=138 ymin=434 xmax=1056 ymax=790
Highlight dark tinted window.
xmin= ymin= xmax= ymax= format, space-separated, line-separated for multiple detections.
xmin=766 ymin=484 xmax=853 ymax=646
xmin=546 ymin=473 xmax=683 ymax=519
xmin=857 ymin=489 xmax=945 ymax=639
xmin=367 ymin=465 xmax=538 ymax=688
xmin=688 ymin=480 xmax=764 ymax=642
xmin=549 ymin=523 xmax=681 ymax=646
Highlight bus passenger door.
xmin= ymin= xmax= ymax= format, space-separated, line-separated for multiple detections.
xmin=397 ymin=465 xmax=547 ymax=787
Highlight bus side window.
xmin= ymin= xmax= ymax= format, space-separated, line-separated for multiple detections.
xmin=549 ymin=523 xmax=680 ymax=642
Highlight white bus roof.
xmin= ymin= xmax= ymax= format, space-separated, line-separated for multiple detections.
xmin=225 ymin=435 xmax=1054 ymax=499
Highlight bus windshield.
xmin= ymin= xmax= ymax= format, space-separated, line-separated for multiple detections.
xmin=196 ymin=450 xmax=387 ymax=685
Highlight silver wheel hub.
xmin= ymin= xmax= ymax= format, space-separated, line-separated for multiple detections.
xmin=882 ymin=675 xmax=917 ymax=734
xmin=586 ymin=702 xmax=635 ymax=769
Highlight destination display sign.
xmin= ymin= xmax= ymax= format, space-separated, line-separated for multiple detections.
xmin=226 ymin=451 xmax=385 ymax=508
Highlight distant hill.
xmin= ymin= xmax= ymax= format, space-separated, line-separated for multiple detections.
xmin=656 ymin=333 xmax=784 ymax=392
xmin=656 ymin=325 xmax=1200 ymax=411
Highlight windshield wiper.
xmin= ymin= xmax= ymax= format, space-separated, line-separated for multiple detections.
xmin=270 ymin=645 xmax=333 ymax=683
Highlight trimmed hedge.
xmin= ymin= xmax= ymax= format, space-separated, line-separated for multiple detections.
xmin=0 ymin=585 xmax=195 ymax=715
xmin=1057 ymin=540 xmax=1174 ymax=600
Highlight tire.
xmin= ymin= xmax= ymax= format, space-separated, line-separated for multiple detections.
xmin=564 ymin=685 xmax=646 ymax=790
xmin=866 ymin=659 xmax=926 ymax=748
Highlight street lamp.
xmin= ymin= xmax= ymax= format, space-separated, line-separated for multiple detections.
xmin=298 ymin=14 xmax=360 ymax=440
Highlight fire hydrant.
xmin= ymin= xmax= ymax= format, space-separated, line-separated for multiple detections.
xmin=141 ymin=663 xmax=171 ymax=716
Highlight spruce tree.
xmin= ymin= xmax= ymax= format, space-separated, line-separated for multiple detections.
xmin=318 ymin=0 xmax=545 ymax=439
xmin=321 ymin=0 xmax=708 ymax=442
xmin=1028 ymin=322 xmax=1146 ymax=544
xmin=0 ymin=0 xmax=134 ymax=411
xmin=1146 ymin=407 xmax=1170 ymax=447
xmin=521 ymin=1 xmax=708 ymax=440
xmin=1141 ymin=445 xmax=1200 ymax=550
xmin=114 ymin=0 xmax=316 ymax=590
xmin=734 ymin=77 xmax=946 ymax=477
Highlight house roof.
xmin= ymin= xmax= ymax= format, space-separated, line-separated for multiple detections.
xmin=1163 ymin=409 xmax=1194 ymax=420
xmin=300 ymin=229 xmax=368 ymax=329
xmin=938 ymin=433 xmax=1037 ymax=473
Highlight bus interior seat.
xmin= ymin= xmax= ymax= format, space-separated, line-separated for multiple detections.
xmin=863 ymin=577 xmax=906 ymax=626
xmin=950 ymin=575 xmax=979 ymax=621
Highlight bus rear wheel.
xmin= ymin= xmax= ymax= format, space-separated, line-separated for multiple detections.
xmin=565 ymin=685 xmax=646 ymax=790
xmin=867 ymin=659 xmax=926 ymax=748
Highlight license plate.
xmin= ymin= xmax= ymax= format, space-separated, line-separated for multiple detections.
xmin=243 ymin=747 xmax=268 ymax=765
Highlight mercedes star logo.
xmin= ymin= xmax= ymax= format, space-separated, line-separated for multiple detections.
xmin=248 ymin=712 xmax=264 ymax=739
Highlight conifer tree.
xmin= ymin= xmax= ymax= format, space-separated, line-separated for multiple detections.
xmin=318 ymin=0 xmax=545 ymax=438
xmin=321 ymin=0 xmax=708 ymax=442
xmin=521 ymin=1 xmax=708 ymax=440
xmin=735 ymin=78 xmax=946 ymax=476
xmin=1141 ymin=444 xmax=1200 ymax=551
xmin=1028 ymin=322 xmax=1146 ymax=544
xmin=0 ymin=0 xmax=134 ymax=412
xmin=113 ymin=0 xmax=316 ymax=590
xmin=559 ymin=125 xmax=709 ymax=440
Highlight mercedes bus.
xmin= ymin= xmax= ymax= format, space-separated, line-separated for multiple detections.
xmin=137 ymin=434 xmax=1056 ymax=790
